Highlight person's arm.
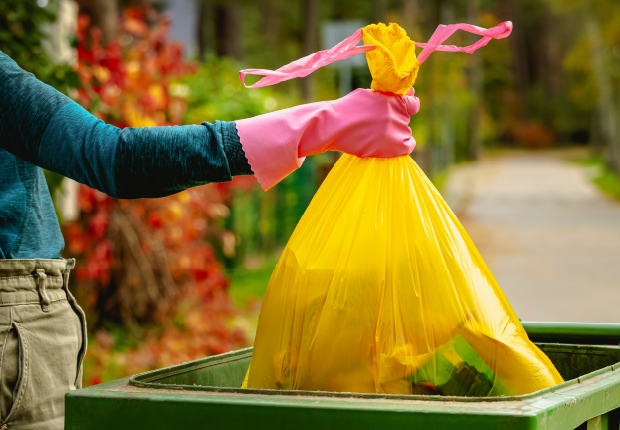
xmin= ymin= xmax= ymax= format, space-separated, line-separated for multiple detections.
xmin=0 ymin=51 xmax=252 ymax=199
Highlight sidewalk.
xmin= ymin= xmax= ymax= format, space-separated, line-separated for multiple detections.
xmin=443 ymin=151 xmax=620 ymax=323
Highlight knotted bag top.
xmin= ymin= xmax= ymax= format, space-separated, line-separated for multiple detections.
xmin=239 ymin=21 xmax=512 ymax=95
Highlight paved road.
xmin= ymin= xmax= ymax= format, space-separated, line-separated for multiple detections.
xmin=443 ymin=152 xmax=620 ymax=323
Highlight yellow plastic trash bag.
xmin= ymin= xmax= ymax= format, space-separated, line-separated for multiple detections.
xmin=243 ymin=23 xmax=563 ymax=396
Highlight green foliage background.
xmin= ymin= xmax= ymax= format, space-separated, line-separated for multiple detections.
xmin=0 ymin=0 xmax=80 ymax=94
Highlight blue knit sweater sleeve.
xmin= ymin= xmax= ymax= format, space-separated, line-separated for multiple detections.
xmin=0 ymin=50 xmax=253 ymax=199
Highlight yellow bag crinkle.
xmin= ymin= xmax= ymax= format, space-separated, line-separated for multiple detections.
xmin=244 ymin=23 xmax=563 ymax=396
xmin=246 ymin=155 xmax=563 ymax=395
xmin=362 ymin=23 xmax=420 ymax=94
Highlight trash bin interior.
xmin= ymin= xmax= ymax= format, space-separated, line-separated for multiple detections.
xmin=129 ymin=343 xmax=620 ymax=401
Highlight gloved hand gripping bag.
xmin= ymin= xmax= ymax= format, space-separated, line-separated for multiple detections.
xmin=243 ymin=22 xmax=563 ymax=396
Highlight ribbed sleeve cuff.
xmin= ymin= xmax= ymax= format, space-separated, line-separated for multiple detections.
xmin=221 ymin=121 xmax=253 ymax=177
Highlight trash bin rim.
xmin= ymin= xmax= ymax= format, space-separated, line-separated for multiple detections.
xmin=128 ymin=343 xmax=620 ymax=403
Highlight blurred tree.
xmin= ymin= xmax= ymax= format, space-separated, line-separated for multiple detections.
xmin=374 ymin=0 xmax=386 ymax=23
xmin=94 ymin=0 xmax=118 ymax=44
xmin=196 ymin=0 xmax=245 ymax=61
xmin=587 ymin=17 xmax=620 ymax=173
xmin=215 ymin=1 xmax=243 ymax=60
xmin=467 ymin=0 xmax=483 ymax=160
xmin=423 ymin=0 xmax=442 ymax=170
xmin=75 ymin=0 xmax=118 ymax=45
xmin=63 ymin=5 xmax=251 ymax=385
xmin=401 ymin=0 xmax=418 ymax=39
xmin=69 ymin=4 xmax=197 ymax=324
xmin=547 ymin=0 xmax=620 ymax=170
xmin=197 ymin=0 xmax=214 ymax=59
xmin=301 ymin=0 xmax=318 ymax=101
xmin=264 ymin=0 xmax=283 ymax=47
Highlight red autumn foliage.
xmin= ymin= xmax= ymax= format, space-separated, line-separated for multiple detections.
xmin=64 ymin=4 xmax=250 ymax=385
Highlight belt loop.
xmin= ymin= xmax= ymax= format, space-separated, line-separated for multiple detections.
xmin=34 ymin=269 xmax=51 ymax=312
xmin=62 ymin=258 xmax=77 ymax=302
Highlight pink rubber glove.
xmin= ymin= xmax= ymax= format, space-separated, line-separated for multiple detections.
xmin=235 ymin=88 xmax=420 ymax=190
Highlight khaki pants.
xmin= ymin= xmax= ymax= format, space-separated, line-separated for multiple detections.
xmin=0 ymin=259 xmax=86 ymax=430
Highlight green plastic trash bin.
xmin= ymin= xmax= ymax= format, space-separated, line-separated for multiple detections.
xmin=65 ymin=322 xmax=620 ymax=430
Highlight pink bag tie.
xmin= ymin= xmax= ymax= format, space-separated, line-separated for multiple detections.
xmin=239 ymin=30 xmax=375 ymax=89
xmin=240 ymin=21 xmax=512 ymax=89
xmin=415 ymin=21 xmax=512 ymax=63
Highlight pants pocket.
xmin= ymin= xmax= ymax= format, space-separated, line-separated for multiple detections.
xmin=0 ymin=322 xmax=28 ymax=422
